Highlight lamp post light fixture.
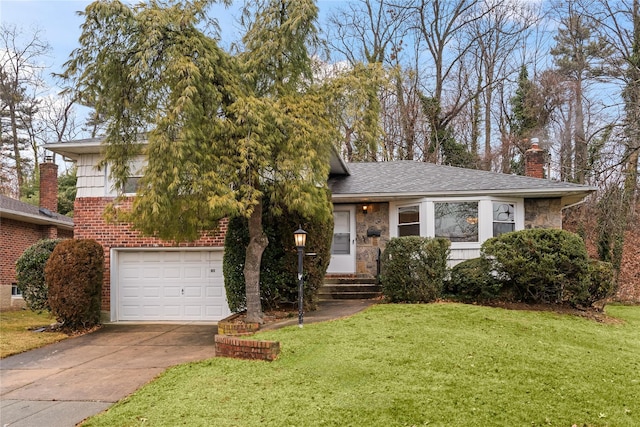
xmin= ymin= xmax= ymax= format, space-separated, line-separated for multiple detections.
xmin=294 ymin=226 xmax=307 ymax=328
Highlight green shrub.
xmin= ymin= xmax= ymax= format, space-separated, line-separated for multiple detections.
xmin=586 ymin=260 xmax=617 ymax=306
xmin=481 ymin=229 xmax=590 ymax=306
xmin=446 ymin=257 xmax=502 ymax=302
xmin=380 ymin=236 xmax=450 ymax=303
xmin=224 ymin=195 xmax=333 ymax=313
xmin=15 ymin=239 xmax=63 ymax=312
xmin=45 ymin=239 xmax=104 ymax=330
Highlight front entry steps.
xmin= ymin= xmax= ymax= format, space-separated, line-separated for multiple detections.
xmin=319 ymin=277 xmax=382 ymax=300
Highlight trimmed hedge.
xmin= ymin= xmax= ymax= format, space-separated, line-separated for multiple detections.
xmin=45 ymin=239 xmax=104 ymax=330
xmin=481 ymin=229 xmax=590 ymax=306
xmin=15 ymin=239 xmax=63 ymax=312
xmin=224 ymin=196 xmax=333 ymax=313
xmin=446 ymin=257 xmax=501 ymax=302
xmin=380 ymin=236 xmax=450 ymax=303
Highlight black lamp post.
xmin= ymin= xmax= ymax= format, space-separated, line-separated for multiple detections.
xmin=294 ymin=226 xmax=307 ymax=328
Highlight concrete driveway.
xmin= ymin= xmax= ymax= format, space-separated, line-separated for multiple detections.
xmin=0 ymin=300 xmax=376 ymax=427
xmin=0 ymin=323 xmax=216 ymax=427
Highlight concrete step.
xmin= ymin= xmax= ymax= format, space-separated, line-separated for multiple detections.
xmin=318 ymin=291 xmax=382 ymax=300
xmin=324 ymin=277 xmax=378 ymax=285
xmin=320 ymin=284 xmax=380 ymax=293
xmin=319 ymin=279 xmax=382 ymax=300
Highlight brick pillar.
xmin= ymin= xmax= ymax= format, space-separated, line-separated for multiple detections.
xmin=524 ymin=140 xmax=546 ymax=179
xmin=39 ymin=158 xmax=58 ymax=213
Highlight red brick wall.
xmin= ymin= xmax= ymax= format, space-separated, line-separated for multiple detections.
xmin=214 ymin=335 xmax=280 ymax=361
xmin=73 ymin=197 xmax=227 ymax=311
xmin=39 ymin=161 xmax=58 ymax=213
xmin=0 ymin=219 xmax=45 ymax=288
xmin=0 ymin=218 xmax=73 ymax=310
xmin=524 ymin=143 xmax=546 ymax=179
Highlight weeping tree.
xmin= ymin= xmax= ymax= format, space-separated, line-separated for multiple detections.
xmin=63 ymin=0 xmax=336 ymax=323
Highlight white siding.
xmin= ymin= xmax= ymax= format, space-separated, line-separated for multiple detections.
xmin=76 ymin=154 xmax=106 ymax=198
xmin=76 ymin=154 xmax=147 ymax=198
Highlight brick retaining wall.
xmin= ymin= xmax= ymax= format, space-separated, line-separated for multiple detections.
xmin=214 ymin=335 xmax=280 ymax=361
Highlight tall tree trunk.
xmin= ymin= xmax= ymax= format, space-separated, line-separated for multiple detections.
xmin=395 ymin=73 xmax=414 ymax=160
xmin=9 ymin=102 xmax=24 ymax=195
xmin=483 ymin=79 xmax=493 ymax=170
xmin=574 ymin=79 xmax=587 ymax=183
xmin=560 ymin=105 xmax=574 ymax=182
xmin=243 ymin=199 xmax=268 ymax=323
xmin=623 ymin=0 xmax=640 ymax=214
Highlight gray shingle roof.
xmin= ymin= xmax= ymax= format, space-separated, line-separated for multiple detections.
xmin=328 ymin=161 xmax=594 ymax=200
xmin=0 ymin=195 xmax=74 ymax=228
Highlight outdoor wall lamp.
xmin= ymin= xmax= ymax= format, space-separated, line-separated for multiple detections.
xmin=294 ymin=226 xmax=307 ymax=328
xmin=362 ymin=204 xmax=368 ymax=215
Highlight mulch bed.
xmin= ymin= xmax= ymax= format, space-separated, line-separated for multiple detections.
xmin=479 ymin=300 xmax=624 ymax=324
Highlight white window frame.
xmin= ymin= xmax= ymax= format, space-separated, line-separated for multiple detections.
xmin=105 ymin=156 xmax=146 ymax=197
xmin=390 ymin=197 xmax=524 ymax=249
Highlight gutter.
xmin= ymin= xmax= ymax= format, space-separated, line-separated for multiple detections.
xmin=1 ymin=208 xmax=74 ymax=230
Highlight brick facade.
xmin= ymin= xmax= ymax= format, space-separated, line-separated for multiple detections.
xmin=1 ymin=160 xmax=74 ymax=310
xmin=73 ymin=197 xmax=227 ymax=312
xmin=0 ymin=218 xmax=73 ymax=310
xmin=39 ymin=161 xmax=59 ymax=212
xmin=524 ymin=141 xmax=547 ymax=179
xmin=214 ymin=335 xmax=280 ymax=361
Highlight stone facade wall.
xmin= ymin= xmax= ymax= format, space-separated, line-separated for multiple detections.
xmin=355 ymin=202 xmax=390 ymax=277
xmin=524 ymin=198 xmax=562 ymax=229
xmin=73 ymin=197 xmax=226 ymax=312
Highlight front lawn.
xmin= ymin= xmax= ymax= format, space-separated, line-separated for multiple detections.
xmin=0 ymin=310 xmax=68 ymax=358
xmin=84 ymin=303 xmax=640 ymax=427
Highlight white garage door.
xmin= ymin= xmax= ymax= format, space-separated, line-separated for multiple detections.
xmin=116 ymin=250 xmax=231 ymax=321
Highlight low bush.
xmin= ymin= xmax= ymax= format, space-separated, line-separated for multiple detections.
xmin=446 ymin=257 xmax=502 ymax=302
xmin=224 ymin=195 xmax=333 ymax=312
xmin=585 ymin=260 xmax=617 ymax=306
xmin=45 ymin=239 xmax=104 ymax=330
xmin=15 ymin=239 xmax=62 ymax=312
xmin=380 ymin=236 xmax=450 ymax=303
xmin=481 ymin=229 xmax=590 ymax=306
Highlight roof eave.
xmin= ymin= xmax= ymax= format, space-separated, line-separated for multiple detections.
xmin=0 ymin=209 xmax=74 ymax=230
xmin=331 ymin=187 xmax=596 ymax=206
xmin=44 ymin=138 xmax=105 ymax=161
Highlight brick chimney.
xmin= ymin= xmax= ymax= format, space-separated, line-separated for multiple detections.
xmin=39 ymin=156 xmax=58 ymax=213
xmin=524 ymin=139 xmax=546 ymax=179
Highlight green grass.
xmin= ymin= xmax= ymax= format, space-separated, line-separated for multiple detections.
xmin=84 ymin=303 xmax=640 ymax=427
xmin=0 ymin=310 xmax=68 ymax=358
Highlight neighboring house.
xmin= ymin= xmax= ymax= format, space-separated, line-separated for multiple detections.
xmin=44 ymin=138 xmax=594 ymax=322
xmin=0 ymin=160 xmax=74 ymax=310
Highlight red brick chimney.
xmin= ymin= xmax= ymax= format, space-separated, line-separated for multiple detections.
xmin=39 ymin=156 xmax=58 ymax=213
xmin=524 ymin=139 xmax=546 ymax=179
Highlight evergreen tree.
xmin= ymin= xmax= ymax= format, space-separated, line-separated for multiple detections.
xmin=63 ymin=0 xmax=336 ymax=323
xmin=550 ymin=10 xmax=611 ymax=183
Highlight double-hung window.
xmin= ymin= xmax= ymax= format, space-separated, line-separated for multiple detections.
xmin=492 ymin=202 xmax=515 ymax=237
xmin=398 ymin=205 xmax=420 ymax=236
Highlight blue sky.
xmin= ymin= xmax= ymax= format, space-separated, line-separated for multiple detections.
xmin=0 ymin=1 xmax=247 ymax=88
xmin=0 ymin=0 xmax=342 ymax=89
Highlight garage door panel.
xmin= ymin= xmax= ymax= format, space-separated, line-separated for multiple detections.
xmin=142 ymin=286 xmax=161 ymax=297
xmin=162 ymin=267 xmax=181 ymax=279
xmin=117 ymin=250 xmax=229 ymax=321
xmin=184 ymin=287 xmax=203 ymax=297
xmin=207 ymin=287 xmax=223 ymax=297
xmin=140 ymin=267 xmax=160 ymax=279
xmin=184 ymin=266 xmax=204 ymax=279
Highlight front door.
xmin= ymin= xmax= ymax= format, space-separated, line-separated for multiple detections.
xmin=327 ymin=205 xmax=356 ymax=274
